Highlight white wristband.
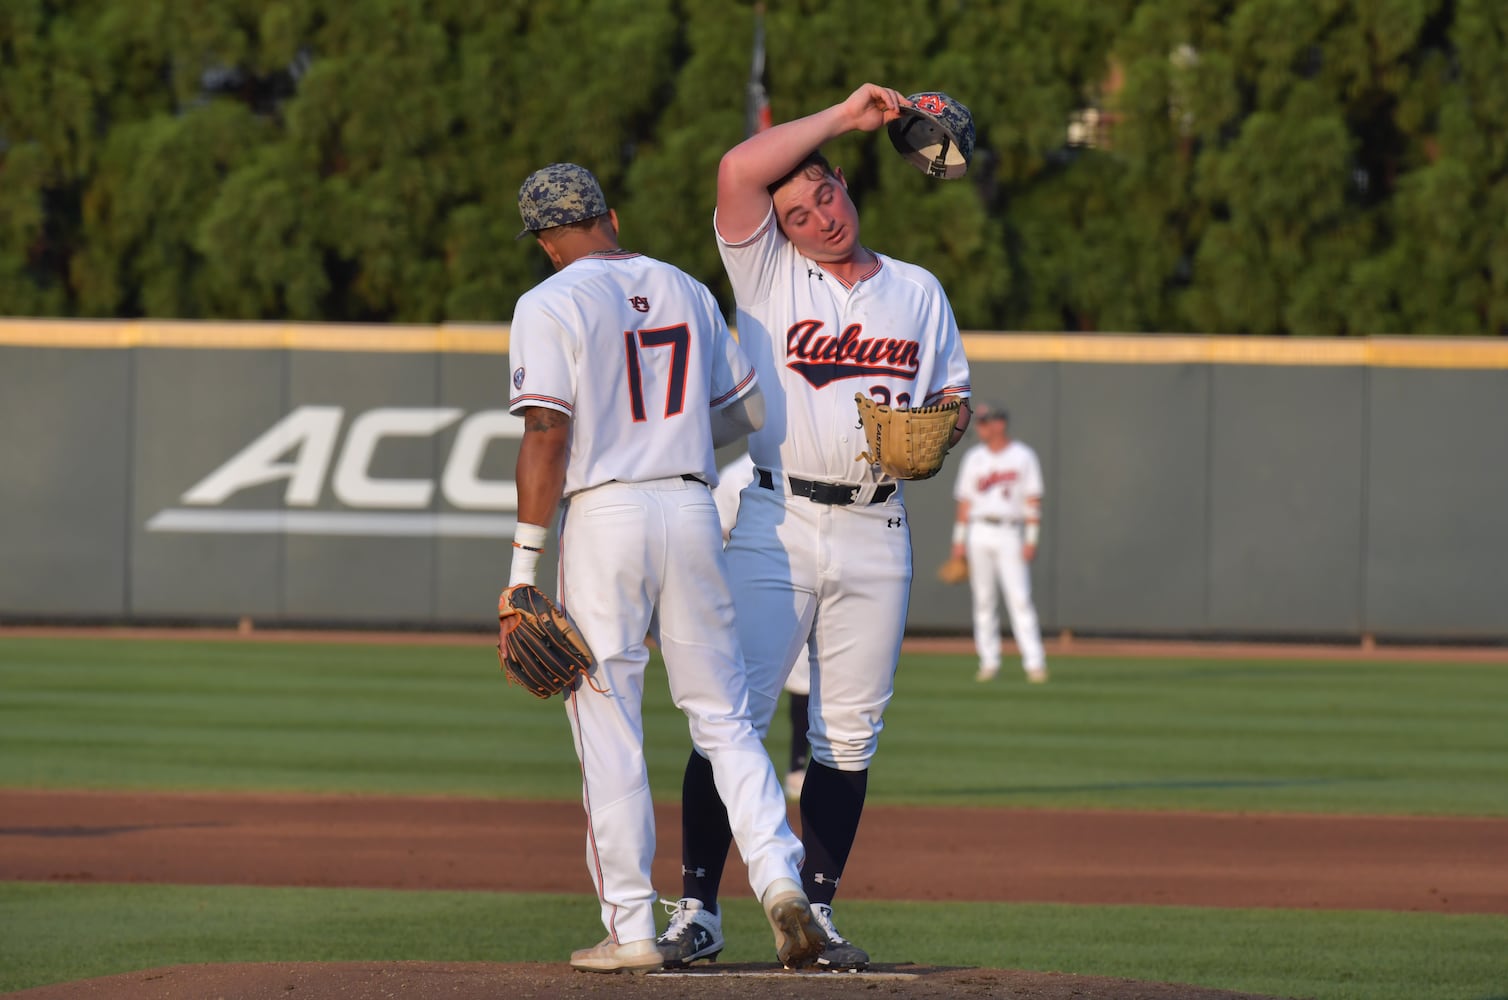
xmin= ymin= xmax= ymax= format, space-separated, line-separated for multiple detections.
xmin=951 ymin=522 xmax=967 ymax=545
xmin=509 ymin=522 xmax=549 ymax=587
xmin=1024 ymin=521 xmax=1040 ymax=546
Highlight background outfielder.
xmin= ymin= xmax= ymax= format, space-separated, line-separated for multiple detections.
xmin=505 ymin=162 xmax=820 ymax=973
xmin=665 ymin=83 xmax=972 ymax=972
xmin=949 ymin=404 xmax=1048 ymax=683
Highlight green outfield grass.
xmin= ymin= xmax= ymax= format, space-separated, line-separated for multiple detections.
xmin=2 ymin=635 xmax=1507 ymax=999
xmin=2 ymin=636 xmax=1505 ymax=814
xmin=1 ymin=883 xmax=1504 ymax=1000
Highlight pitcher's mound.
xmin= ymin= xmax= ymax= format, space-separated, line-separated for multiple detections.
xmin=2 ymin=961 xmax=1293 ymax=999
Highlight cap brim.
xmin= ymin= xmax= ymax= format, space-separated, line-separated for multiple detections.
xmin=514 ymin=228 xmax=535 ymax=241
xmin=887 ymin=108 xmax=969 ymax=179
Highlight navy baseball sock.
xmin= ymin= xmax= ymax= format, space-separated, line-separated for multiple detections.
xmin=788 ymin=693 xmax=810 ymax=772
xmin=799 ymin=761 xmax=868 ymax=906
xmin=678 ymin=750 xmax=731 ymax=913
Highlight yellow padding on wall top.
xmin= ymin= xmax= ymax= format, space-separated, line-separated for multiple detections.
xmin=0 ymin=319 xmax=510 ymax=354
xmin=2 ymin=319 xmax=1506 ymax=369
xmin=958 ymin=333 xmax=1508 ymax=369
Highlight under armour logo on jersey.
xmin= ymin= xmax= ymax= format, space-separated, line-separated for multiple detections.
xmin=784 ymin=320 xmax=921 ymax=388
xmin=681 ymin=865 xmax=707 ymax=878
xmin=888 ymin=517 xmax=902 ymax=527
xmin=806 ymin=266 xmax=824 ymax=281
xmin=812 ymin=873 xmax=839 ymax=886
xmin=628 ymin=295 xmax=650 ymax=312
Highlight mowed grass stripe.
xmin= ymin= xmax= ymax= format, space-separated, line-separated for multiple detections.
xmin=1 ymin=638 xmax=1506 ymax=814
xmin=1 ymin=882 xmax=1505 ymax=1000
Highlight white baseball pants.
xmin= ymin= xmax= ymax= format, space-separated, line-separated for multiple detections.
xmin=967 ymin=521 xmax=1046 ymax=673
xmin=558 ymin=476 xmax=803 ymax=943
xmin=724 ymin=478 xmax=911 ymax=771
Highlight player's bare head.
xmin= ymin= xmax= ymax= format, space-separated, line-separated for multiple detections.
xmin=768 ymin=151 xmax=835 ymax=196
xmin=769 ymin=150 xmax=861 ymax=263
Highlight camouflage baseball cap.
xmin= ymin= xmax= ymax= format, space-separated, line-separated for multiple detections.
xmin=888 ymin=92 xmax=976 ymax=179
xmin=516 ymin=162 xmax=609 ymax=239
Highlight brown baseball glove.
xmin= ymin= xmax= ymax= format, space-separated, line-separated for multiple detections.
xmin=936 ymin=553 xmax=969 ymax=585
xmin=496 ymin=584 xmax=598 ymax=698
xmin=855 ymin=393 xmax=962 ymax=480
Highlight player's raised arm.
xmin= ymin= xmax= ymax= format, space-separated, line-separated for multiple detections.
xmin=715 ymin=83 xmax=909 ymax=243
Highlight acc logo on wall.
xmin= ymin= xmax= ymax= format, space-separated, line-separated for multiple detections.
xmin=146 ymin=406 xmax=522 ymax=538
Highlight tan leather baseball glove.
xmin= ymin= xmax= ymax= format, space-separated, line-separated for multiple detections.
xmin=855 ymin=393 xmax=962 ymax=480
xmin=936 ymin=553 xmax=969 ymax=585
xmin=496 ymin=585 xmax=598 ymax=698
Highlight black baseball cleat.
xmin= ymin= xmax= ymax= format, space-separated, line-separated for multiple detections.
xmin=656 ymin=897 xmax=724 ymax=968
xmin=810 ymin=902 xmax=870 ymax=971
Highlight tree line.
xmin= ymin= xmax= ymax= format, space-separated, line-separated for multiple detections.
xmin=1 ymin=0 xmax=1503 ymax=335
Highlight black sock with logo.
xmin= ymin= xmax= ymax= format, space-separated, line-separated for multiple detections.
xmin=799 ymin=761 xmax=867 ymax=906
xmin=678 ymin=750 xmax=731 ymax=913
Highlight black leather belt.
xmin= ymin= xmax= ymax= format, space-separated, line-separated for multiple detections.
xmin=979 ymin=515 xmax=1005 ymax=525
xmin=681 ymin=474 xmax=703 ymax=484
xmin=756 ymin=468 xmax=896 ymax=506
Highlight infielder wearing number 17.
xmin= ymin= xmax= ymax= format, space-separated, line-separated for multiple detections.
xmin=505 ymin=163 xmax=821 ymax=974
xmin=661 ymin=83 xmax=972 ymax=972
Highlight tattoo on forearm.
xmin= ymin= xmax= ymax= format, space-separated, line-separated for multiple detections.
xmin=523 ymin=408 xmax=569 ymax=433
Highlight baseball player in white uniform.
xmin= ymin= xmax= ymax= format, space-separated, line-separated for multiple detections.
xmin=661 ymin=84 xmax=972 ymax=972
xmin=949 ymin=404 xmax=1048 ymax=683
xmin=712 ymin=451 xmax=812 ymax=801
xmin=505 ymin=163 xmax=822 ymax=974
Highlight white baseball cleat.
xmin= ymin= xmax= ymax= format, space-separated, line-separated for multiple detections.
xmin=975 ymin=665 xmax=1000 ymax=683
xmin=569 ymin=936 xmax=662 ymax=974
xmin=760 ymin=877 xmax=823 ymax=968
xmin=1026 ymin=667 xmax=1049 ymax=684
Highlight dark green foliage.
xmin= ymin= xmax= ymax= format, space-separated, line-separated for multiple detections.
xmin=0 ymin=0 xmax=1502 ymax=332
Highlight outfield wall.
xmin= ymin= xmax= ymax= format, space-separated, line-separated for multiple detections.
xmin=2 ymin=321 xmax=1505 ymax=640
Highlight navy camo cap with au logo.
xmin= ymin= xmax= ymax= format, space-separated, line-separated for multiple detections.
xmin=516 ymin=162 xmax=610 ymax=239
xmin=888 ymin=92 xmax=976 ymax=179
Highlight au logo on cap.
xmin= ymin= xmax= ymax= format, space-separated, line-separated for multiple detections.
xmin=888 ymin=92 xmax=976 ymax=179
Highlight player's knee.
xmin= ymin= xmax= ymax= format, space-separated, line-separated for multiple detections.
xmin=808 ymin=735 xmax=876 ymax=771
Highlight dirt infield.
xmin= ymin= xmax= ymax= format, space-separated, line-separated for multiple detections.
xmin=6 ymin=790 xmax=1507 ymax=913
xmin=5 ymin=789 xmax=1508 ymax=1000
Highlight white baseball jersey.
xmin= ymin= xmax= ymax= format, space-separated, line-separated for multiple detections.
xmin=713 ymin=205 xmax=970 ymax=774
xmin=508 ymin=250 xmax=756 ymax=492
xmin=953 ymin=440 xmax=1044 ymax=521
xmin=717 ymin=207 xmax=970 ymax=485
xmin=712 ymin=451 xmax=758 ymax=542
